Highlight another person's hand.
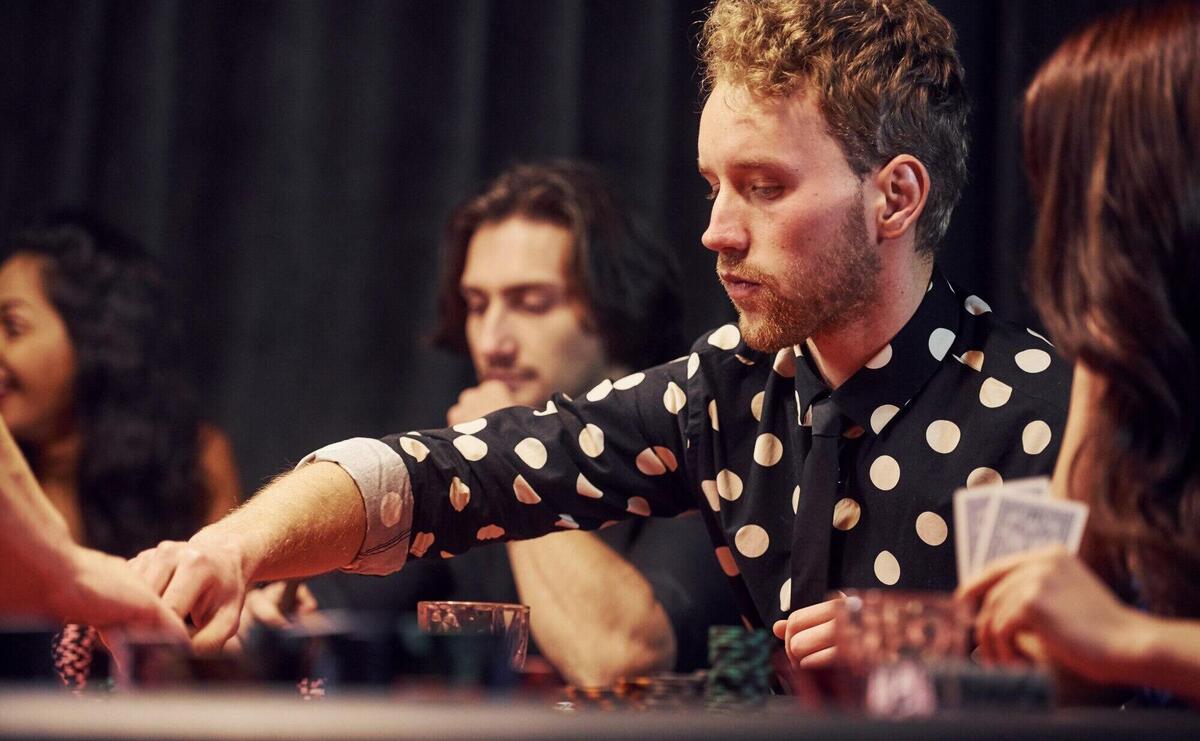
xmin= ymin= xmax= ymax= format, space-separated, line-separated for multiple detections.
xmin=128 ymin=536 xmax=249 ymax=653
xmin=234 ymin=581 xmax=318 ymax=648
xmin=447 ymin=380 xmax=518 ymax=425
xmin=957 ymin=546 xmax=1141 ymax=683
xmin=773 ymin=595 xmax=845 ymax=669
xmin=48 ymin=544 xmax=189 ymax=641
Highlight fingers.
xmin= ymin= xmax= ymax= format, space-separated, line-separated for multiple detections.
xmin=788 ymin=614 xmax=838 ymax=666
xmin=772 ymin=619 xmax=787 ymax=640
xmin=798 ymin=646 xmax=837 ymax=668
xmin=243 ymin=587 xmax=289 ymax=628
xmin=191 ymin=599 xmax=244 ymax=654
xmin=782 ymin=597 xmax=844 ymax=666
xmin=294 ymin=583 xmax=319 ymax=614
xmin=957 ymin=545 xmax=1067 ymax=602
xmin=128 ymin=543 xmax=183 ymax=595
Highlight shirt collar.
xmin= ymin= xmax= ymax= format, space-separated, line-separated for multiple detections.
xmin=793 ymin=266 xmax=963 ymax=435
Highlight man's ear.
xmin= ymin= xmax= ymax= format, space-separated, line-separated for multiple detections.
xmin=871 ymin=155 xmax=929 ymax=242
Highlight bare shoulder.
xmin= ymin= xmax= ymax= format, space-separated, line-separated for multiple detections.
xmin=197 ymin=423 xmax=242 ymax=521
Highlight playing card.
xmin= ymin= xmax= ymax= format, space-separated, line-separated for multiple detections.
xmin=953 ymin=477 xmax=1053 ymax=583
xmin=973 ymin=489 xmax=1088 ymax=574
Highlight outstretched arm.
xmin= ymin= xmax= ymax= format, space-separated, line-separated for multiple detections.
xmin=129 ymin=461 xmax=364 ymax=652
xmin=0 ymin=416 xmax=186 ymax=638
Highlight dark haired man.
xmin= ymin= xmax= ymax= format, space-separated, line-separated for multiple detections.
xmin=432 ymin=161 xmax=735 ymax=685
xmin=132 ymin=0 xmax=1070 ymax=672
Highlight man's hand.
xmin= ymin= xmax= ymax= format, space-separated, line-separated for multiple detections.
xmin=48 ymin=545 xmax=189 ymax=641
xmin=447 ymin=380 xmax=518 ymax=425
xmin=772 ymin=595 xmax=845 ymax=669
xmin=956 ymin=546 xmax=1138 ymax=682
xmin=128 ymin=536 xmax=249 ymax=653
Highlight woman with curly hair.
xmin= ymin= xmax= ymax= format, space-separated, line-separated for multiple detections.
xmin=959 ymin=0 xmax=1200 ymax=704
xmin=0 ymin=214 xmax=240 ymax=683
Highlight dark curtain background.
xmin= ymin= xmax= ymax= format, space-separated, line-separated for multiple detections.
xmin=0 ymin=0 xmax=1134 ymax=494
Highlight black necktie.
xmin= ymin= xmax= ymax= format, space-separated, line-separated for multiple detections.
xmin=791 ymin=394 xmax=843 ymax=611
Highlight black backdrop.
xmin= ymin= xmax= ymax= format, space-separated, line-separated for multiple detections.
xmin=0 ymin=0 xmax=1133 ymax=493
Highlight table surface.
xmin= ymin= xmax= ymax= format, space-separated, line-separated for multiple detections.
xmin=1 ymin=686 xmax=1197 ymax=741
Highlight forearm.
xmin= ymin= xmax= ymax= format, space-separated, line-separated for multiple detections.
xmin=1121 ymin=613 xmax=1200 ymax=704
xmin=191 ymin=461 xmax=366 ymax=584
xmin=507 ymin=532 xmax=675 ymax=687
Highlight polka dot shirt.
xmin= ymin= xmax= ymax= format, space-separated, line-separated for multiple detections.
xmin=307 ymin=270 xmax=1071 ymax=627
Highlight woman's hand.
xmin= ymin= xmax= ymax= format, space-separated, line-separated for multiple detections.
xmin=957 ymin=546 xmax=1142 ymax=684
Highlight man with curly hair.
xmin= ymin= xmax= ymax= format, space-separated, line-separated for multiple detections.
xmin=131 ymin=0 xmax=1069 ymax=673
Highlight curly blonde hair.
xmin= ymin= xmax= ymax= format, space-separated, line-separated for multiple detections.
xmin=700 ymin=0 xmax=969 ymax=253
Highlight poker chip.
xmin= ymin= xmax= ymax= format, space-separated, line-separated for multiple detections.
xmin=705 ymin=626 xmax=773 ymax=711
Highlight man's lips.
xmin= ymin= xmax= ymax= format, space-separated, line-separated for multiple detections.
xmin=481 ymin=371 xmax=536 ymax=390
xmin=719 ymin=272 xmax=764 ymax=302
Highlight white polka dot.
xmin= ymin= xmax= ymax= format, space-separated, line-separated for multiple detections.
xmin=663 ymin=381 xmax=686 ymax=414
xmin=734 ymin=524 xmax=770 ymax=558
xmin=753 ymin=433 xmax=784 ymax=466
xmin=409 ymin=532 xmax=434 ymax=558
xmin=477 ymin=524 xmax=505 ymax=541
xmin=792 ymin=485 xmax=800 ymax=514
xmin=865 ymin=343 xmax=893 ymax=369
xmin=978 ymin=377 xmax=1012 ymax=408
xmin=439 ymin=551 xmax=455 ymax=559
xmin=734 ymin=354 xmax=755 ymax=365
xmin=513 ymin=475 xmax=541 ymax=504
xmin=967 ymin=467 xmax=1003 ymax=488
xmin=1022 ymin=420 xmax=1052 ymax=455
xmin=964 ymin=295 xmax=991 ymax=315
xmin=773 ymin=348 xmax=795 ymax=378
xmin=380 ymin=490 xmax=403 ymax=528
xmin=636 ymin=446 xmax=678 ymax=475
xmin=708 ymin=400 xmax=720 ymax=430
xmin=399 ymin=437 xmax=429 ymax=463
xmin=915 ymin=512 xmax=948 ymax=546
xmin=780 ymin=579 xmax=793 ymax=613
xmin=687 ymin=353 xmax=700 ymax=379
xmin=452 ymin=418 xmax=487 ymax=435
xmin=870 ymin=404 xmax=900 ymax=434
xmin=579 ymin=424 xmax=605 ymax=457
xmin=586 ymin=378 xmax=614 ymax=402
xmin=957 ymin=350 xmax=984 ymax=371
xmin=576 ymin=473 xmax=603 ymax=499
xmin=833 ymin=498 xmax=861 ymax=530
xmin=800 ymin=401 xmax=813 ymax=427
xmin=1015 ymin=348 xmax=1052 ymax=373
xmin=844 ymin=425 xmax=865 ymax=439
xmin=750 ymin=391 xmax=765 ymax=421
xmin=627 ymin=496 xmax=651 ymax=516
xmin=599 ymin=520 xmax=620 ymax=530
xmin=1027 ymin=327 xmax=1053 ymax=346
xmin=449 ymin=476 xmax=470 ymax=511
xmin=716 ymin=469 xmax=743 ymax=501
xmin=453 ymin=434 xmax=488 ymax=461
xmin=708 ymin=324 xmax=741 ymax=350
xmin=925 ymin=420 xmax=961 ymax=454
xmin=874 ymin=550 xmax=901 ymax=585
xmin=514 ymin=437 xmax=548 ymax=469
xmin=701 ymin=480 xmax=720 ymax=511
xmin=869 ymin=455 xmax=901 ymax=491
xmin=555 ymin=514 xmax=580 ymax=529
xmin=928 ymin=328 xmax=956 ymax=361
xmin=533 ymin=400 xmax=558 ymax=416
xmin=613 ymin=372 xmax=645 ymax=390
xmin=794 ymin=342 xmax=806 ymax=356
xmin=714 ymin=546 xmax=740 ymax=577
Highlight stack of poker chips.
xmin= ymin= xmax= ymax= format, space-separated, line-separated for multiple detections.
xmin=705 ymin=626 xmax=773 ymax=711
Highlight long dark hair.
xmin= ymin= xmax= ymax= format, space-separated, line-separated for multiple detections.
xmin=3 ymin=214 xmax=206 ymax=558
xmin=1024 ymin=0 xmax=1200 ymax=616
xmin=431 ymin=160 xmax=686 ymax=371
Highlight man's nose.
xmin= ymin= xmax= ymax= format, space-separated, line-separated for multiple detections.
xmin=701 ymin=189 xmax=749 ymax=254
xmin=477 ymin=305 xmax=518 ymax=362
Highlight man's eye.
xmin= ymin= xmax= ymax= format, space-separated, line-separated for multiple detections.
xmin=463 ymin=297 xmax=487 ymax=315
xmin=515 ymin=289 xmax=558 ymax=314
xmin=1 ymin=316 xmax=24 ymax=338
xmin=750 ymin=183 xmax=783 ymax=199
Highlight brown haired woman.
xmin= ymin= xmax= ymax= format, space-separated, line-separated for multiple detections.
xmin=958 ymin=1 xmax=1200 ymax=704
